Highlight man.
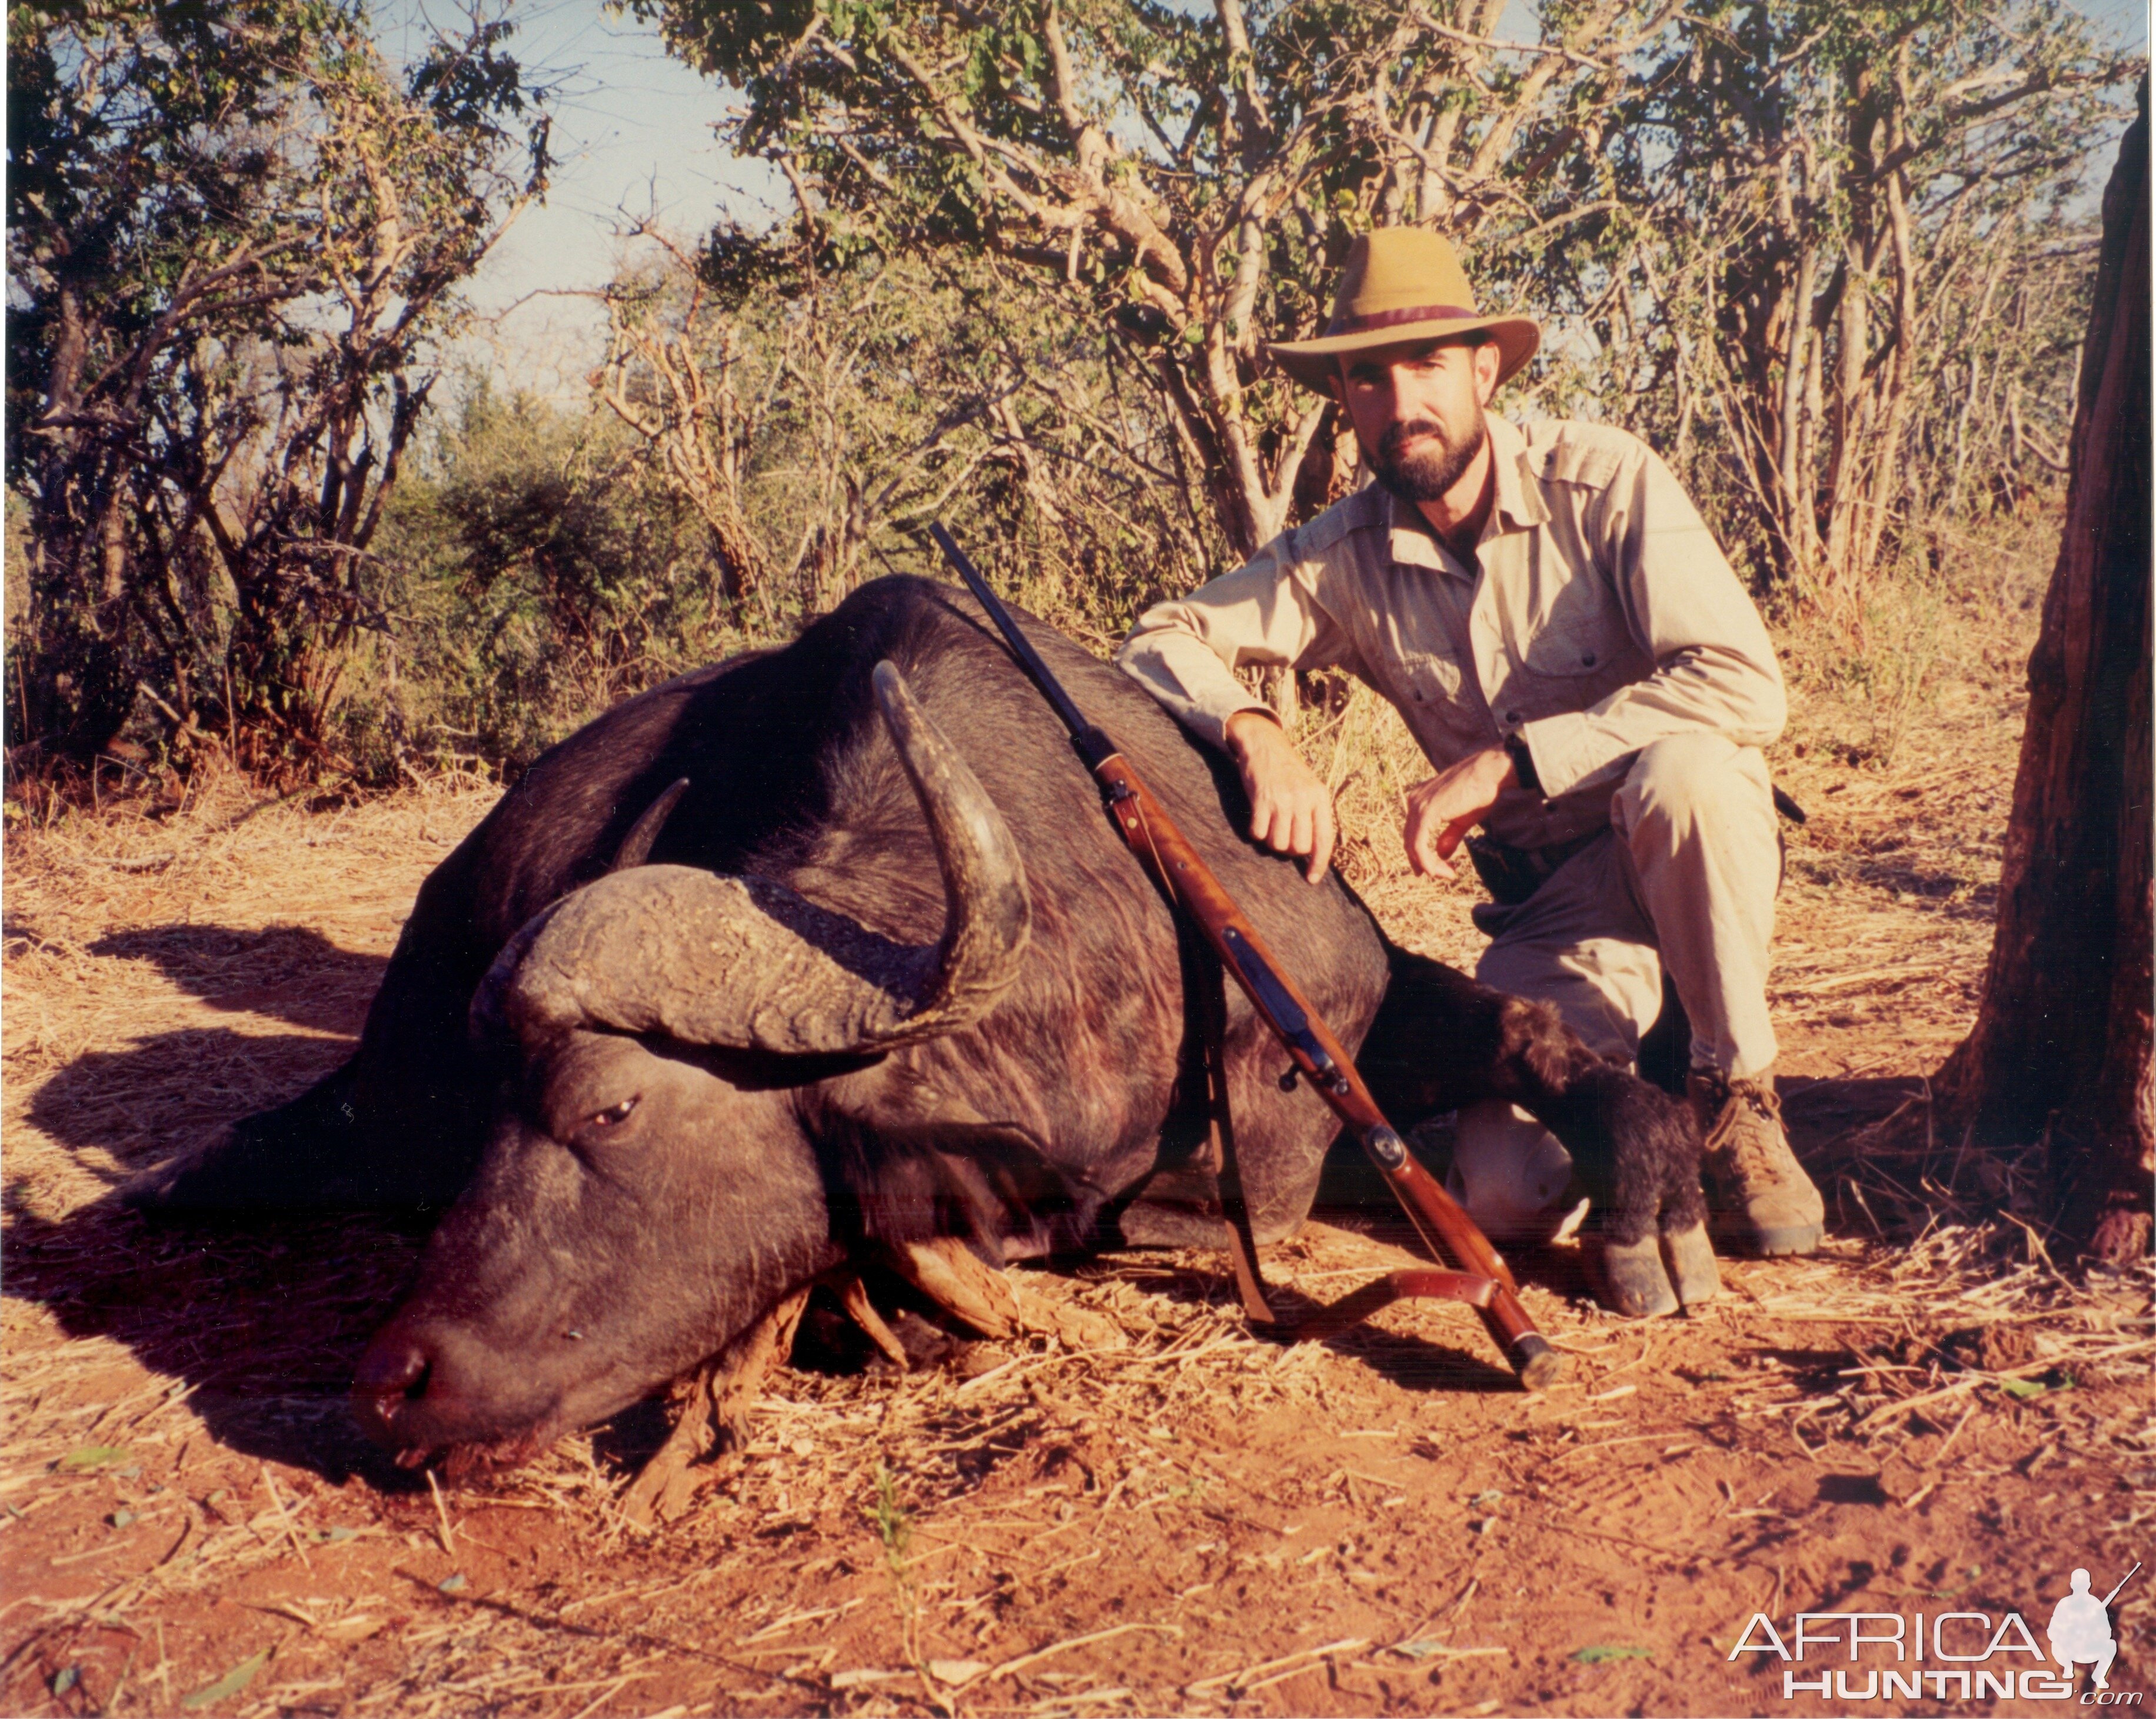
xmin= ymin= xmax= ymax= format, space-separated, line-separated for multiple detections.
xmin=1116 ymin=227 xmax=1824 ymax=1257
xmin=2047 ymin=1568 xmax=2120 ymax=1690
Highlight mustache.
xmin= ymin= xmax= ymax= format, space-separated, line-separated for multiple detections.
xmin=1378 ymin=419 xmax=1450 ymax=457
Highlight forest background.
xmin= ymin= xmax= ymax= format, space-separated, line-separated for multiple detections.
xmin=5 ymin=0 xmax=2147 ymax=790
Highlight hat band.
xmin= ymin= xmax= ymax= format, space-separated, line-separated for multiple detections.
xmin=1325 ymin=302 xmax=1480 ymax=337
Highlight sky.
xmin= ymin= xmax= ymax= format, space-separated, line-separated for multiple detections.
xmin=377 ymin=0 xmax=783 ymax=397
xmin=379 ymin=0 xmax=2154 ymax=400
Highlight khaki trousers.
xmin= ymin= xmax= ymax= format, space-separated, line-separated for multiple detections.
xmin=1446 ymin=733 xmax=1781 ymax=1239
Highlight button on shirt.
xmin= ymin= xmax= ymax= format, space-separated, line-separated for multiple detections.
xmin=1116 ymin=414 xmax=1786 ymax=852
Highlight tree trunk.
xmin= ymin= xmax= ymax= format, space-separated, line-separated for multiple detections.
xmin=1932 ymin=88 xmax=2152 ymax=1262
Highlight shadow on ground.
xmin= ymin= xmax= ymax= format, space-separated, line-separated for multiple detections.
xmin=6 ymin=922 xmax=415 ymax=1485
xmin=88 ymin=923 xmax=385 ymax=1035
xmin=4 ymin=1199 xmax=424 ymax=1488
xmin=1092 ymin=1226 xmax=1522 ymax=1395
xmin=1779 ymin=1073 xmax=1931 ymax=1147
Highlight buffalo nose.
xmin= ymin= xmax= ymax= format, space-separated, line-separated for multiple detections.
xmin=351 ymin=1329 xmax=431 ymax=1442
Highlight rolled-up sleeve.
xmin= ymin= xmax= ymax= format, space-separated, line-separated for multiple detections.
xmin=1116 ymin=532 xmax=1360 ymax=750
xmin=1518 ymin=447 xmax=1786 ymax=800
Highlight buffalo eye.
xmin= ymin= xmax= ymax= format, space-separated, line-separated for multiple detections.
xmin=586 ymin=1096 xmax=640 ymax=1130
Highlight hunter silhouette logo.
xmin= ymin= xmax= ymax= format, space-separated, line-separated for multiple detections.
xmin=2051 ymin=1564 xmax=2139 ymax=1692
xmin=1729 ymin=1560 xmax=2142 ymax=1703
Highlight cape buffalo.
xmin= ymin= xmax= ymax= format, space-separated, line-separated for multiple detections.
xmin=132 ymin=576 xmax=1711 ymax=1469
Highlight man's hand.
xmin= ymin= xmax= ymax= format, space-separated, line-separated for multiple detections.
xmin=1403 ymin=746 xmax=1517 ymax=880
xmin=1225 ymin=710 xmax=1336 ymax=885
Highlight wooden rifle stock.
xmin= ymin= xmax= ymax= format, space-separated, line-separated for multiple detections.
xmin=927 ymin=521 xmax=1562 ymax=1390
xmin=1093 ymin=756 xmax=1562 ymax=1389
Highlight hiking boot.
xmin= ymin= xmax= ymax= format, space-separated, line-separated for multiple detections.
xmin=1688 ymin=1068 xmax=1824 ymax=1256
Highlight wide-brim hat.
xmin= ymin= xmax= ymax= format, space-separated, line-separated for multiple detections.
xmin=1269 ymin=228 xmax=1540 ymax=394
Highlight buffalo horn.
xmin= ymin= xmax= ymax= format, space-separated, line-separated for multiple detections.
xmin=470 ymin=776 xmax=691 ymax=1043
xmin=612 ymin=777 xmax=690 ymax=872
xmin=498 ymin=661 xmax=1030 ymax=1055
xmin=468 ymin=899 xmax=564 ymax=1046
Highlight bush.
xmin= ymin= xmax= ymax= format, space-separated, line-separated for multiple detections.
xmin=360 ymin=388 xmax=750 ymax=779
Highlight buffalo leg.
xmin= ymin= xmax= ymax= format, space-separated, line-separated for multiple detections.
xmin=126 ymin=1057 xmax=365 ymax=1216
xmin=1359 ymin=950 xmax=1715 ymax=1311
xmin=623 ymin=1285 xmax=814 ymax=1528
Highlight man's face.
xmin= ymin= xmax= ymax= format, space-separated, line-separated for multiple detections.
xmin=1337 ymin=337 xmax=1502 ymax=504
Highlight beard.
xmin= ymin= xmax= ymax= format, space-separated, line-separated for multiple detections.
xmin=1368 ymin=411 xmax=1488 ymax=503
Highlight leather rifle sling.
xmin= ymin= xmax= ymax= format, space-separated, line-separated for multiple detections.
xmin=1187 ymin=929 xmax=1277 ymax=1328
xmin=1129 ymin=793 xmax=1276 ymax=1329
xmin=1117 ymin=747 xmax=1508 ymax=1349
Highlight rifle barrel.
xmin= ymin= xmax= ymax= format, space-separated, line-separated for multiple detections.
xmin=2103 ymin=1562 xmax=2141 ymax=1607
xmin=929 ymin=524 xmax=1114 ymax=767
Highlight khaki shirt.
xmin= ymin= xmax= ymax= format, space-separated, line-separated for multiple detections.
xmin=1116 ymin=414 xmax=1786 ymax=852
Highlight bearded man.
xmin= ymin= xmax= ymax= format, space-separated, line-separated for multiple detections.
xmin=1117 ymin=227 xmax=1825 ymax=1258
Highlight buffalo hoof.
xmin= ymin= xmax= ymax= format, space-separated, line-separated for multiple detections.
xmin=1599 ymin=1233 xmax=1680 ymax=1319
xmin=1662 ymin=1221 xmax=1723 ymax=1308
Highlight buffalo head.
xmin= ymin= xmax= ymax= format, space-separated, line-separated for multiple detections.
xmin=351 ymin=663 xmax=1030 ymax=1468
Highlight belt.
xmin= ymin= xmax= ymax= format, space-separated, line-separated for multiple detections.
xmin=1465 ymin=829 xmax=1603 ymax=908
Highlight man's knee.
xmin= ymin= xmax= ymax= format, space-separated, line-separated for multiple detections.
xmin=1475 ymin=942 xmax=1648 ymax=1066
xmin=1447 ymin=1100 xmax=1582 ymax=1245
xmin=1616 ymin=733 xmax=1772 ymax=847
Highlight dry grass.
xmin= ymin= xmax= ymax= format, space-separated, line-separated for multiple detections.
xmin=6 ymin=500 xmax=2151 ymax=1718
xmin=3 ymin=1205 xmax=2142 ymax=1715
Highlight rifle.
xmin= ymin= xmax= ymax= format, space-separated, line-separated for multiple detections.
xmin=928 ymin=523 xmax=1564 ymax=1391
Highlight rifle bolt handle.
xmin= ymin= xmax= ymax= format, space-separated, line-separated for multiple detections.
xmin=1278 ymin=1067 xmax=1299 ymax=1092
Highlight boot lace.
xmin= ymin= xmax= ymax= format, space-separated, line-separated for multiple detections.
xmin=1703 ymin=1078 xmax=1786 ymax=1177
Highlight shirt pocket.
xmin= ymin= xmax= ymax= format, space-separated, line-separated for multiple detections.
xmin=1516 ymin=586 xmax=1620 ymax=681
xmin=1396 ymin=648 xmax=1469 ymax=710
xmin=1392 ymin=649 xmax=1490 ymax=757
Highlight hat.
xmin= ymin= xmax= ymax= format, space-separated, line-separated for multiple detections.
xmin=1268 ymin=228 xmax=1541 ymax=394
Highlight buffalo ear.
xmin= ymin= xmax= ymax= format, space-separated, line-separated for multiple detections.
xmin=613 ymin=777 xmax=690 ymax=872
xmin=469 ymin=899 xmax=565 ymax=1048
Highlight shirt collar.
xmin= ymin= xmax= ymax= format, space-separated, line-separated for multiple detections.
xmin=1385 ymin=490 xmax=1448 ymax=571
xmin=1483 ymin=413 xmax=1549 ymax=532
xmin=1383 ymin=413 xmax=1548 ymax=573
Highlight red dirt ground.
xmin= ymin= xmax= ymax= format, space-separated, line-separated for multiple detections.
xmin=5 ymin=529 xmax=2150 ymax=1717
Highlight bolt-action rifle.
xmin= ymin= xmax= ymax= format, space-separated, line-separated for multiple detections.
xmin=2103 ymin=1564 xmax=2141 ymax=1607
xmin=929 ymin=523 xmax=1563 ymax=1391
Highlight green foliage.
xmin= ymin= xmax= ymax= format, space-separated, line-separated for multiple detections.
xmin=10 ymin=0 xmax=2134 ymax=800
xmin=620 ymin=0 xmax=2134 ymax=615
xmin=1615 ymin=0 xmax=2127 ymax=608
xmin=591 ymin=234 xmax=1225 ymax=644
xmin=6 ymin=0 xmax=545 ymax=779
xmin=366 ymin=387 xmax=744 ymax=775
xmin=866 ymin=1461 xmax=919 ymax=1663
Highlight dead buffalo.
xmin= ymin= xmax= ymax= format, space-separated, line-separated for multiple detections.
xmin=131 ymin=575 xmax=1709 ymax=1469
